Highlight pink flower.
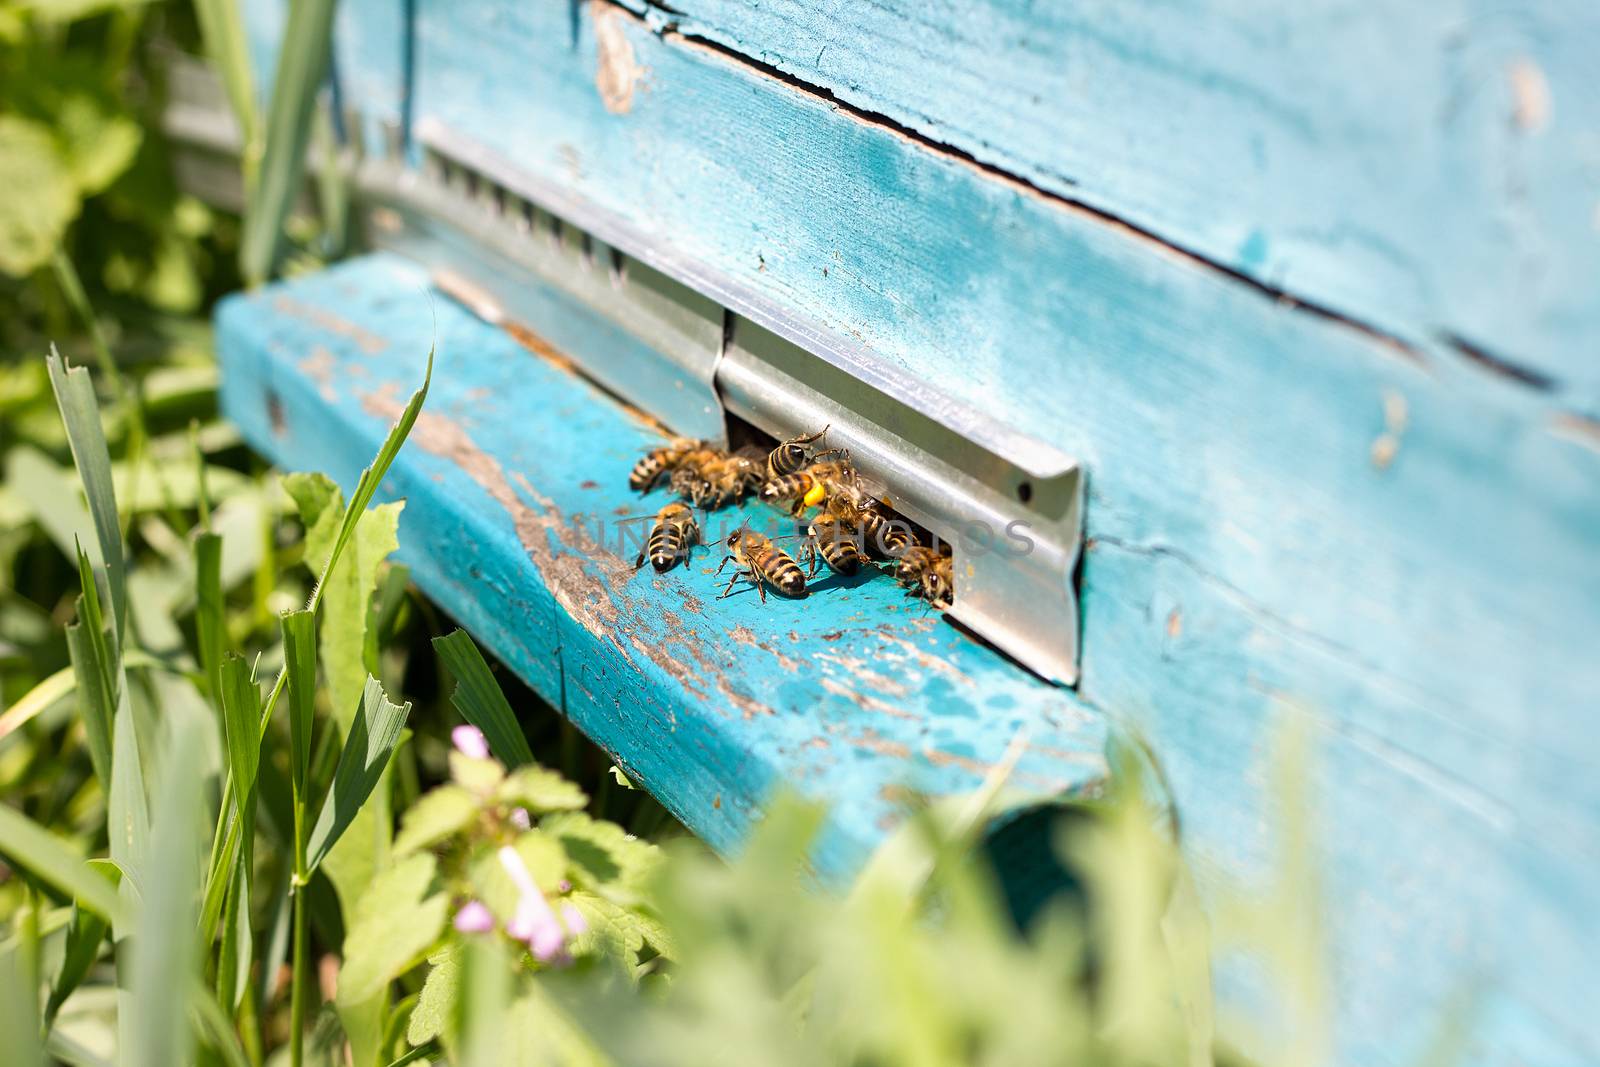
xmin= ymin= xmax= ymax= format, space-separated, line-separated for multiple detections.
xmin=560 ymin=903 xmax=588 ymax=936
xmin=498 ymin=846 xmax=567 ymax=962
xmin=453 ymin=900 xmax=495 ymax=934
xmin=509 ymin=807 xmax=531 ymax=831
xmin=452 ymin=724 xmax=491 ymax=760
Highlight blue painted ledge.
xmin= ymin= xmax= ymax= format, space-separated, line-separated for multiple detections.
xmin=215 ymin=252 xmax=1107 ymax=886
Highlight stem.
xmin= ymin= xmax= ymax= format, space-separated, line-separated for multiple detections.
xmin=289 ymin=762 xmax=310 ymax=1067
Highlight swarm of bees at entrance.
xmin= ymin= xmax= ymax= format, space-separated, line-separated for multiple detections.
xmin=627 ymin=429 xmax=953 ymax=608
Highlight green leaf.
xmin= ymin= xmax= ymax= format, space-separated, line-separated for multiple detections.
xmin=310 ymin=343 xmax=433 ymax=612
xmin=217 ymin=856 xmax=252 ymax=1011
xmin=286 ymin=472 xmax=403 ymax=737
xmin=497 ymin=764 xmax=589 ymax=815
xmin=46 ymin=345 xmax=125 ymax=642
xmin=432 ymin=630 xmax=535 ymax=768
xmin=55 ymin=92 xmax=141 ymax=196
xmin=64 ymin=614 xmax=114 ymax=787
xmin=44 ymin=902 xmax=109 ymax=1027
xmin=239 ymin=0 xmax=337 ymax=283
xmin=542 ymin=813 xmax=663 ymax=900
xmin=107 ymin=691 xmax=149 ymax=899
xmin=218 ymin=654 xmax=262 ymax=800
xmin=393 ymin=785 xmax=481 ymax=856
xmin=0 ymin=946 xmax=45 ymax=1067
xmin=4 ymin=445 xmax=91 ymax=562
xmin=282 ymin=609 xmax=317 ymax=791
xmin=406 ymin=948 xmax=459 ymax=1047
xmin=192 ymin=0 xmax=258 ymax=157
xmin=337 ymin=853 xmax=450 ymax=1005
xmin=127 ymin=729 xmax=205 ymax=1067
xmin=305 ymin=676 xmax=411 ymax=873
xmin=0 ymin=805 xmax=122 ymax=924
xmin=0 ymin=116 xmax=76 ymax=277
xmin=194 ymin=532 xmax=225 ymax=707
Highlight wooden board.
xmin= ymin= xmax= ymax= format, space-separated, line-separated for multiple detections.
xmin=611 ymin=0 xmax=1600 ymax=412
xmin=229 ymin=2 xmax=1600 ymax=1062
xmin=215 ymin=252 xmax=1108 ymax=884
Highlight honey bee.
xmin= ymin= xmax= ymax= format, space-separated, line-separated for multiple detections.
xmin=672 ymin=453 xmax=763 ymax=509
xmin=895 ymin=545 xmax=953 ymax=607
xmin=765 ymin=426 xmax=831 ymax=479
xmin=717 ymin=526 xmax=807 ymax=601
xmin=629 ymin=438 xmax=706 ymax=492
xmin=635 ymin=502 xmax=701 ymax=571
xmin=760 ymin=458 xmax=859 ymax=516
xmin=856 ymin=501 xmax=913 ymax=559
xmin=801 ymin=496 xmax=864 ymax=575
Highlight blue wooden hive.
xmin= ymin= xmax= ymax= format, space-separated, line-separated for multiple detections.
xmin=196 ymin=3 xmax=1600 ymax=1064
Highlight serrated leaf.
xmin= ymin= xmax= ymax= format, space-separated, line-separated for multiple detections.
xmin=394 ymin=786 xmax=480 ymax=856
xmin=542 ymin=813 xmax=662 ymax=900
xmin=0 ymin=116 xmax=76 ymax=277
xmin=497 ymin=764 xmax=588 ymax=815
xmin=448 ymin=752 xmax=504 ymax=795
xmin=305 ymin=677 xmax=410 ymax=873
xmin=286 ymin=472 xmax=403 ymax=738
xmin=432 ymin=630 xmax=534 ymax=768
xmin=337 ymin=853 xmax=450 ymax=1005
xmin=406 ymin=948 xmax=460 ymax=1047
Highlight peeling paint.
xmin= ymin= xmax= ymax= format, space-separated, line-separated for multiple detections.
xmin=594 ymin=2 xmax=645 ymax=115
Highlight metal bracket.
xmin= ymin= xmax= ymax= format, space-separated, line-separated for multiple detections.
xmin=163 ymin=64 xmax=1084 ymax=683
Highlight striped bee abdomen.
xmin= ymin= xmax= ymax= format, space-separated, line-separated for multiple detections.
xmin=635 ymin=503 xmax=700 ymax=572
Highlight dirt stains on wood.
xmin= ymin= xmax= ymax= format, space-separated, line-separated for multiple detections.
xmin=272 ymin=295 xmax=388 ymax=355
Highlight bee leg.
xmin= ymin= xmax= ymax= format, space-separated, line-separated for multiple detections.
xmin=756 ymin=577 xmax=768 ymax=603
xmin=634 ymin=551 xmax=648 ymax=570
xmin=718 ymin=571 xmax=742 ymax=599
xmin=716 ymin=554 xmax=733 ymax=575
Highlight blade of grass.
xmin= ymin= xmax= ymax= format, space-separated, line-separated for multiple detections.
xmin=283 ymin=610 xmax=317 ymax=792
xmin=0 ymin=665 xmax=74 ymax=742
xmin=47 ymin=345 xmax=127 ymax=645
xmin=219 ymin=654 xmax=262 ymax=801
xmin=0 ymin=943 xmax=46 ymax=1067
xmin=195 ymin=532 xmax=225 ymax=707
xmin=308 ymin=342 xmax=433 ymax=615
xmin=200 ymin=344 xmax=433 ymax=947
xmin=432 ymin=629 xmax=534 ymax=768
xmin=217 ymin=654 xmax=261 ymax=1012
xmin=63 ymin=622 xmax=114 ymax=786
xmin=0 ymin=805 xmax=123 ymax=924
xmin=192 ymin=0 xmax=259 ymax=161
xmin=44 ymin=902 xmax=109 ymax=1029
xmin=281 ymin=608 xmax=316 ymax=1067
xmin=128 ymin=729 xmax=205 ymax=1067
xmin=304 ymin=676 xmax=410 ymax=874
xmin=240 ymin=0 xmax=338 ymax=284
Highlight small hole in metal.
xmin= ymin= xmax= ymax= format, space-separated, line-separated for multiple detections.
xmin=1017 ymin=480 xmax=1033 ymax=503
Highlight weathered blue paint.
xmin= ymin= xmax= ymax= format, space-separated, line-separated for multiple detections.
xmin=611 ymin=0 xmax=1600 ymax=410
xmin=215 ymin=252 xmax=1108 ymax=883
xmin=227 ymin=3 xmax=1600 ymax=1064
